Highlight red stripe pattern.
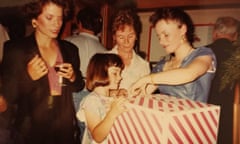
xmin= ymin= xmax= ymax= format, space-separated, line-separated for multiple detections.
xmin=108 ymin=94 xmax=220 ymax=144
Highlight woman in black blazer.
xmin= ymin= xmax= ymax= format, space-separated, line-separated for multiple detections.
xmin=1 ymin=0 xmax=85 ymax=143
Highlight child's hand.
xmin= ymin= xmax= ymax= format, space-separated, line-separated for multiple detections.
xmin=109 ymin=97 xmax=128 ymax=119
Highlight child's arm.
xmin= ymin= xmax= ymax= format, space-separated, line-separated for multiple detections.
xmin=85 ymin=97 xmax=127 ymax=143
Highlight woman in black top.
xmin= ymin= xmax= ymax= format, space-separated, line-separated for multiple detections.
xmin=1 ymin=0 xmax=85 ymax=143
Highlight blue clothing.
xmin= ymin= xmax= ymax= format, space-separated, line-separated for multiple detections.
xmin=72 ymin=90 xmax=89 ymax=111
xmin=152 ymin=47 xmax=216 ymax=102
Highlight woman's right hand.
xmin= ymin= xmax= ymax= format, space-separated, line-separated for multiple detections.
xmin=129 ymin=76 xmax=149 ymax=96
xmin=27 ymin=55 xmax=48 ymax=80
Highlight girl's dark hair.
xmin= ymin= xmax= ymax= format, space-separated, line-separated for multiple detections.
xmin=22 ymin=0 xmax=69 ymax=23
xmin=86 ymin=53 xmax=124 ymax=91
xmin=149 ymin=7 xmax=195 ymax=45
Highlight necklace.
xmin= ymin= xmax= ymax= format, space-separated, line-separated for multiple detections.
xmin=164 ymin=47 xmax=193 ymax=71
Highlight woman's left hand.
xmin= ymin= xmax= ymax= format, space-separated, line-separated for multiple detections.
xmin=57 ymin=63 xmax=75 ymax=82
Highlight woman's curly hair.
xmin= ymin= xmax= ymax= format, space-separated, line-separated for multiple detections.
xmin=22 ymin=0 xmax=71 ymax=23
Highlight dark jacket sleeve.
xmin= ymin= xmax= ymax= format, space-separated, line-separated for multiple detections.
xmin=1 ymin=40 xmax=25 ymax=129
xmin=1 ymin=38 xmax=37 ymax=104
xmin=60 ymin=40 xmax=85 ymax=92
xmin=1 ymin=40 xmax=21 ymax=104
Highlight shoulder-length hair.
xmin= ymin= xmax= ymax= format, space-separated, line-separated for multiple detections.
xmin=86 ymin=53 xmax=124 ymax=91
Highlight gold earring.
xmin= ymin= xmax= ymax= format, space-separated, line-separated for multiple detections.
xmin=32 ymin=22 xmax=37 ymax=28
xmin=181 ymin=35 xmax=186 ymax=43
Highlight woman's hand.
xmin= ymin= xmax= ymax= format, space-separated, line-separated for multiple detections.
xmin=57 ymin=63 xmax=75 ymax=82
xmin=27 ymin=55 xmax=48 ymax=80
xmin=129 ymin=76 xmax=149 ymax=96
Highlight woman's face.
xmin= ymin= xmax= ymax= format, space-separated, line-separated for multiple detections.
xmin=33 ymin=2 xmax=63 ymax=38
xmin=155 ymin=20 xmax=185 ymax=54
xmin=108 ymin=66 xmax=122 ymax=89
xmin=114 ymin=24 xmax=136 ymax=52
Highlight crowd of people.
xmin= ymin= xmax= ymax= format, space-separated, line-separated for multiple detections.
xmin=0 ymin=0 xmax=239 ymax=143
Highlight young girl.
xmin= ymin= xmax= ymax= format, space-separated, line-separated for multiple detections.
xmin=76 ymin=53 xmax=128 ymax=143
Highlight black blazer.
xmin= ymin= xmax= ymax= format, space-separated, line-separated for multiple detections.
xmin=1 ymin=33 xmax=85 ymax=144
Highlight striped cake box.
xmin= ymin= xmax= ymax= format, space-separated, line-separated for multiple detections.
xmin=108 ymin=94 xmax=220 ymax=144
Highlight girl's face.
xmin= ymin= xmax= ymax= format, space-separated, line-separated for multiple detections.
xmin=108 ymin=66 xmax=122 ymax=89
xmin=114 ymin=24 xmax=136 ymax=52
xmin=155 ymin=20 xmax=186 ymax=54
xmin=33 ymin=2 xmax=63 ymax=38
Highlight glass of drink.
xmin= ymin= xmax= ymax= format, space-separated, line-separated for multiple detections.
xmin=54 ymin=62 xmax=66 ymax=86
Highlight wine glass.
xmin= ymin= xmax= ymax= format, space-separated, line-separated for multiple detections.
xmin=54 ymin=62 xmax=66 ymax=86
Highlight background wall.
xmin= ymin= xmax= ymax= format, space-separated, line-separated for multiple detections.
xmin=138 ymin=8 xmax=240 ymax=62
xmin=1 ymin=1 xmax=240 ymax=62
xmin=0 ymin=0 xmax=32 ymax=7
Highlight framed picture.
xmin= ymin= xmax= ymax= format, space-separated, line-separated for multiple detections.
xmin=193 ymin=24 xmax=214 ymax=47
xmin=147 ymin=24 xmax=214 ymax=62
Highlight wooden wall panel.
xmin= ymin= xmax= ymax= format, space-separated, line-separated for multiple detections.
xmin=136 ymin=0 xmax=240 ymax=10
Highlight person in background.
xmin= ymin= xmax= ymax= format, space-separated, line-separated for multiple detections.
xmin=0 ymin=22 xmax=10 ymax=144
xmin=58 ymin=0 xmax=81 ymax=39
xmin=1 ymin=14 xmax=26 ymax=41
xmin=0 ymin=76 xmax=10 ymax=144
xmin=1 ymin=0 xmax=85 ymax=143
xmin=129 ymin=7 xmax=216 ymax=103
xmin=76 ymin=53 xmax=128 ymax=143
xmin=65 ymin=7 xmax=106 ymax=110
xmin=108 ymin=9 xmax=150 ymax=90
xmin=0 ymin=23 xmax=9 ymax=65
xmin=207 ymin=16 xmax=239 ymax=144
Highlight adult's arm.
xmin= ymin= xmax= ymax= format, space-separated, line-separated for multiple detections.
xmin=130 ymin=55 xmax=213 ymax=95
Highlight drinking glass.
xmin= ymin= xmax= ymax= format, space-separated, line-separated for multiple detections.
xmin=54 ymin=62 xmax=66 ymax=86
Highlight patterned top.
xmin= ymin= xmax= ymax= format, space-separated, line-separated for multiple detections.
xmin=77 ymin=92 xmax=113 ymax=144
